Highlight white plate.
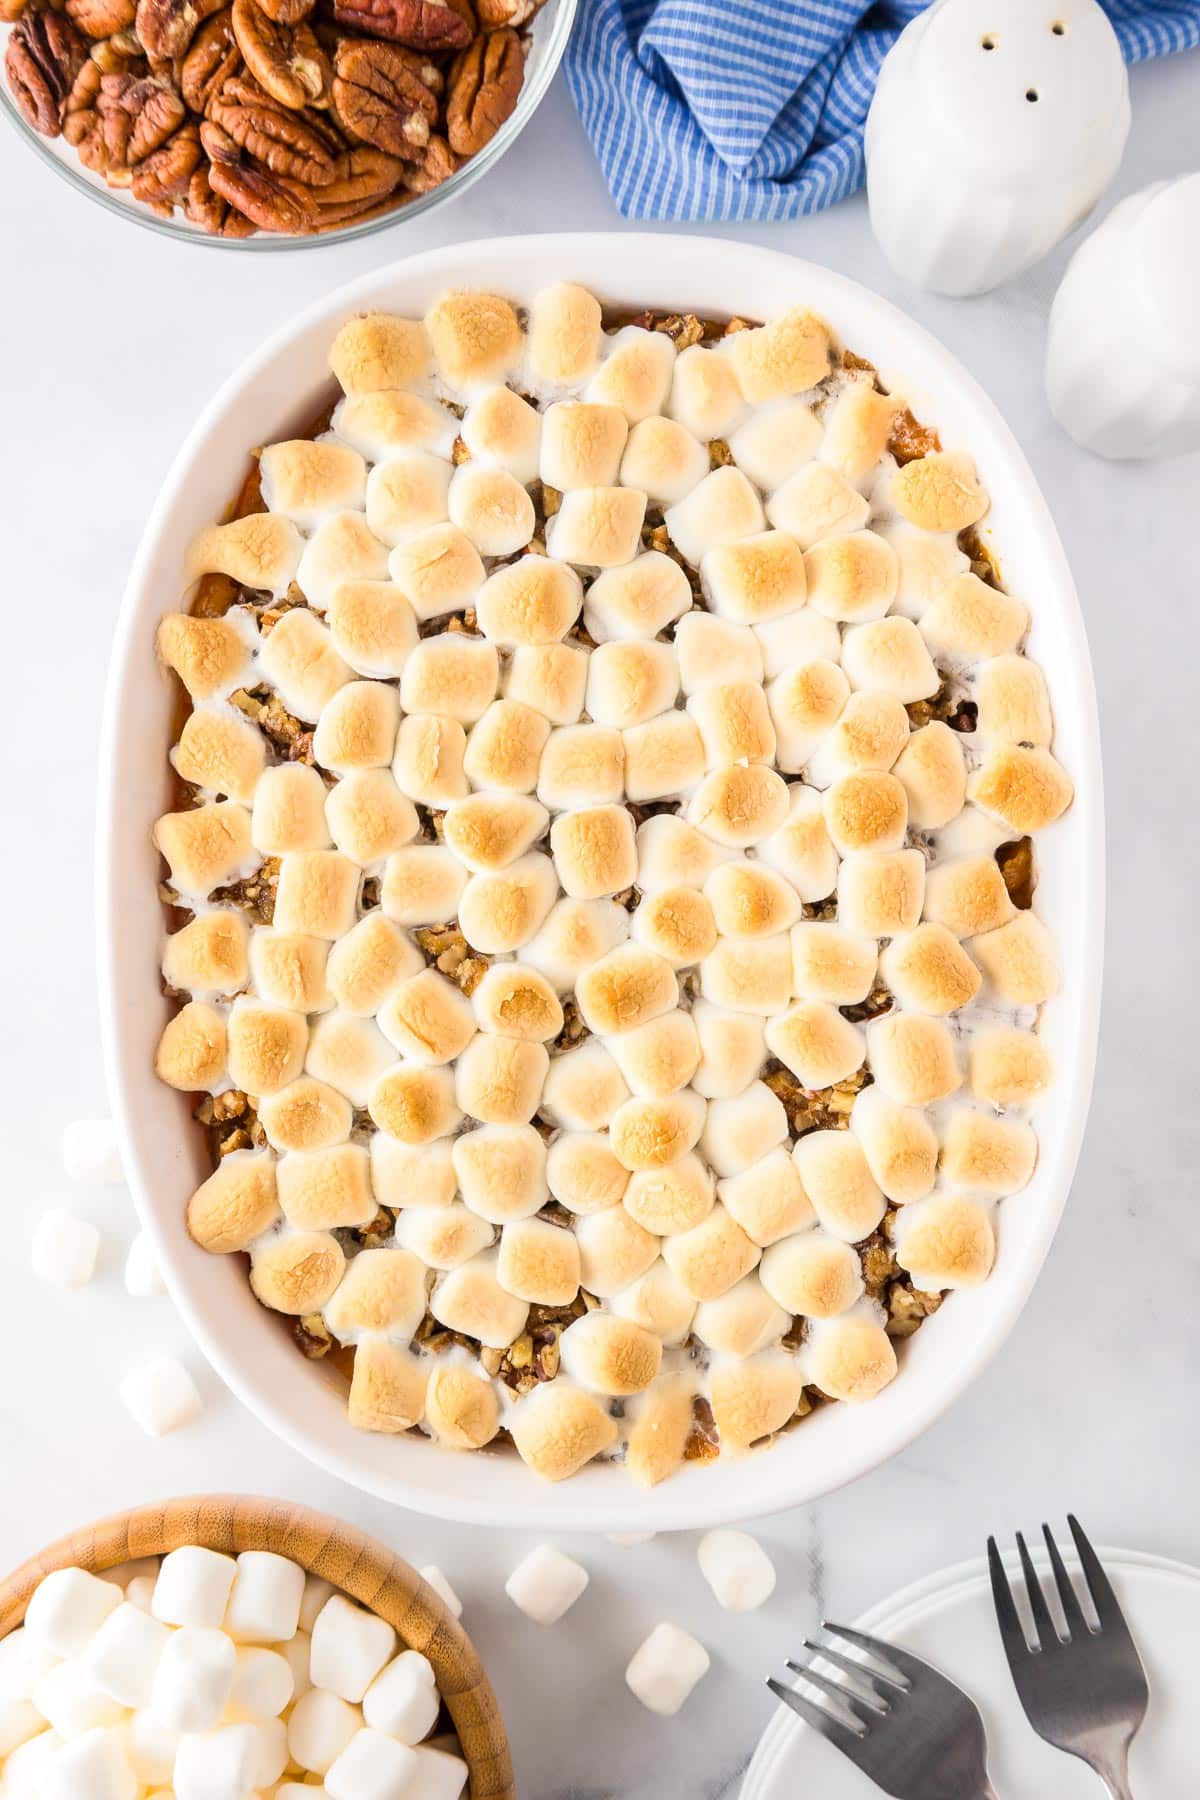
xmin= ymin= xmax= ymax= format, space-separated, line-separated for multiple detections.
xmin=742 ymin=1546 xmax=1199 ymax=1797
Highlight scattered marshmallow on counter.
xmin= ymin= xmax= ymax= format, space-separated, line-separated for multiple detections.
xmin=124 ymin=1231 xmax=165 ymax=1297
xmin=119 ymin=1356 xmax=203 ymax=1437
xmin=625 ymin=1622 xmax=711 ymax=1716
xmin=505 ymin=1546 xmax=589 ymax=1626
xmin=419 ymin=1566 xmax=463 ymax=1620
xmin=61 ymin=1117 xmax=125 ymax=1186
xmin=697 ymin=1529 xmax=777 ymax=1613
xmin=31 ymin=1211 xmax=100 ymax=1289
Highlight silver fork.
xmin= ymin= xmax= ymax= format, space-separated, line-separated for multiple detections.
xmin=767 ymin=1621 xmax=999 ymax=1799
xmin=988 ymin=1515 xmax=1149 ymax=1799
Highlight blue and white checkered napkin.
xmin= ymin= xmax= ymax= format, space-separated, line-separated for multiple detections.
xmin=563 ymin=0 xmax=1200 ymax=221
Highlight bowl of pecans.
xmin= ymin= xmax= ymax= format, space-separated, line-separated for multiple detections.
xmin=0 ymin=0 xmax=573 ymax=244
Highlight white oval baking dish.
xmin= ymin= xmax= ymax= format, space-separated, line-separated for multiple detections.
xmin=98 ymin=234 xmax=1104 ymax=1531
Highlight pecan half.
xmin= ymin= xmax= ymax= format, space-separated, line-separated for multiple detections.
xmin=200 ymin=115 xmax=318 ymax=228
xmin=256 ymin=0 xmax=313 ymax=20
xmin=65 ymin=0 xmax=137 ymax=38
xmin=96 ymin=70 xmax=186 ymax=176
xmin=131 ymin=115 xmax=202 ymax=198
xmin=0 ymin=0 xmax=31 ymax=22
xmin=135 ymin=0 xmax=225 ymax=62
xmin=404 ymin=127 xmax=455 ymax=193
xmin=331 ymin=38 xmax=434 ymax=161
xmin=6 ymin=9 xmax=87 ymax=135
xmin=209 ymin=71 xmax=340 ymax=182
xmin=231 ymin=0 xmax=330 ymax=108
xmin=476 ymin=0 xmax=541 ymax=25
xmin=185 ymin=155 xmax=255 ymax=230
xmin=180 ymin=6 xmax=238 ymax=110
xmin=330 ymin=0 xmax=471 ymax=52
xmin=446 ymin=25 xmax=520 ymax=157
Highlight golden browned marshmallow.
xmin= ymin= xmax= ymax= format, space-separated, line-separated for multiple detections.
xmin=154 ymin=1000 xmax=226 ymax=1093
xmin=157 ymin=611 xmax=255 ymax=703
xmin=765 ymin=462 xmax=870 ymax=549
xmin=425 ymin=1360 xmax=501 ymax=1450
xmin=731 ymin=306 xmax=831 ymax=403
xmin=664 ymin=466 xmax=765 ymax=567
xmin=471 ymin=963 xmax=563 ymax=1042
xmin=693 ymin=1276 xmax=789 ymax=1358
xmin=463 ymin=699 xmax=551 ymax=794
xmin=623 ymin=711 xmax=706 ymax=804
xmin=868 ymin=1011 xmax=961 ymax=1107
xmin=976 ymin=653 xmax=1052 ymax=747
xmin=820 ymin=691 xmax=910 ymax=777
xmin=380 ymin=844 xmax=468 ymax=927
xmin=820 ymin=378 xmax=898 ymax=481
xmin=576 ymin=943 xmax=678 ymax=1036
xmin=760 ymin=1231 xmax=863 ymax=1318
xmin=624 ymin=1374 xmax=696 ymax=1486
xmin=924 ymin=856 xmax=1015 ymax=939
xmin=348 ymin=1340 xmax=428 ymax=1435
xmin=392 ymin=713 xmax=469 ymax=808
xmin=523 ymin=896 xmax=630 ymax=992
xmin=227 ymin=996 xmax=308 ymax=1095
xmin=186 ymin=513 xmax=303 ymax=597
xmin=608 ymin=1010 xmax=701 ymax=1100
xmin=809 ymin=534 xmax=900 ymax=628
xmin=547 ymin=1131 xmax=630 ymax=1214
xmin=669 ymin=342 xmax=746 ymax=438
xmin=686 ymin=682 xmax=775 ymax=771
xmin=757 ymin=784 xmax=839 ymax=902
xmin=766 ymin=999 xmax=865 ymax=1090
xmin=586 ymin=641 xmax=680 ymax=732
xmin=540 ymin=401 xmax=628 ymax=491
xmin=919 ymin=572 xmax=1028 ymax=659
xmin=623 ymin=1153 xmax=714 ymax=1236
xmin=551 ymin=804 xmax=638 ymax=900
xmin=969 ymin=1027 xmax=1052 ymax=1107
xmin=393 ymin=1202 xmax=493 ymax=1270
xmin=455 ymin=1032 xmax=549 ymax=1126
xmin=636 ymin=813 xmax=728 ymax=891
xmin=187 ymin=1149 xmax=279 ymax=1254
xmin=162 ymin=908 xmax=249 ymax=1000
xmin=969 ymin=746 xmax=1074 ymax=834
xmin=388 ymin=523 xmax=486 ymax=624
xmin=333 ymin=388 xmax=453 ymax=461
xmin=313 ymin=681 xmax=401 ymax=775
xmin=249 ymin=929 xmax=330 ymax=1013
xmin=291 ymin=512 xmax=395 ymax=617
xmin=893 ymin=721 xmax=966 ymax=830
xmin=307 ymin=1011 xmax=395 ymax=1108
xmin=705 ymin=862 xmax=801 ymax=938
xmin=710 ymin=1354 xmax=804 ymax=1450
xmin=461 ymin=385 xmax=542 ymax=484
xmin=700 ymin=933 xmax=793 ymax=1015
xmin=425 ymin=290 xmax=523 ymax=393
xmin=969 ymin=911 xmax=1061 ymax=1006
xmin=274 ymin=849 xmax=360 ymax=940
xmin=448 ymin=464 xmax=537 ymax=558
xmin=476 ymin=556 xmax=582 ymax=649
xmin=766 ymin=658 xmax=850 ymax=772
xmin=431 ymin=1251 xmax=530 ymax=1348
xmin=260 ymin=439 xmax=366 ymax=528
xmin=326 ymin=769 xmax=420 ymax=869
xmin=251 ymin=1230 xmax=344 ymax=1316
xmin=369 ymin=1061 xmax=461 ymax=1142
xmin=837 ymin=848 xmax=926 ymax=936
xmin=559 ymin=1312 xmax=662 ymax=1396
xmin=894 ymin=1193 xmax=995 ymax=1291
xmin=824 ymin=771 xmax=908 ymax=854
xmin=792 ymin=1130 xmax=884 ymax=1242
xmin=631 ymin=885 xmax=719 ymax=971
xmin=154 ymin=801 xmax=255 ymax=897
xmin=365 ymin=453 xmax=451 ymax=548
xmin=527 ymin=281 xmax=603 ymax=390
xmin=250 ymin=765 xmax=330 ymax=858
xmin=537 ymin=724 xmax=624 ymax=810
xmin=877 ymin=518 xmax=971 ymax=615
xmin=881 ymin=923 xmax=982 ymax=1014
xmin=576 ymin=1204 xmax=660 ymax=1297
xmin=583 ymin=552 xmax=692 ymax=643
xmin=701 ymin=530 xmax=808 ymax=627
xmin=619 ymin=415 xmax=709 ymax=506
xmin=688 ymin=765 xmax=791 ymax=849
xmin=453 ymin=1122 xmax=549 ymax=1222
xmin=546 ymin=487 xmax=647 ymax=569
xmin=444 ymin=793 xmax=549 ymax=873
xmin=789 ymin=923 xmax=877 ymax=1006
xmin=497 ymin=1217 xmax=581 ymax=1306
xmin=378 ymin=968 xmax=477 ymax=1064
xmin=690 ymin=999 xmax=766 ymax=1099
xmin=610 ymin=1091 xmax=707 ymax=1172
xmin=324 ymin=1246 xmax=426 ymax=1342
xmin=754 ymin=600 xmax=837 ymax=676
xmin=941 ymin=1109 xmax=1037 ymax=1195
xmin=509 ymin=1382 xmax=618 ymax=1481
xmin=584 ymin=325 xmax=676 ymax=423
xmin=458 ymin=852 xmax=559 ymax=953
xmin=258 ymin=1077 xmax=354 ymax=1153
xmin=257 ymin=609 xmax=353 ymax=723
xmin=371 ymin=1133 xmax=456 ymax=1211
xmin=277 ymin=1142 xmax=375 ymax=1230
xmin=330 ymin=311 xmax=428 ymax=393
xmin=718 ymin=1145 xmax=814 ymax=1247
xmin=611 ymin=1263 xmax=698 ymax=1346
xmin=699 ymin=1080 xmax=789 ymax=1176
xmin=399 ymin=636 xmax=499 ymax=726
xmin=806 ymin=1315 xmax=897 ymax=1403
xmin=540 ymin=1039 xmax=630 ymax=1132
xmin=675 ymin=613 xmax=763 ymax=696
xmin=850 ymin=1086 xmax=937 ymax=1202
xmin=843 ymin=616 xmax=939 ymax=702
xmin=729 ymin=397 xmax=822 ymax=491
xmin=891 ymin=449 xmax=988 ymax=533
xmin=661 ymin=1202 xmax=761 ymax=1302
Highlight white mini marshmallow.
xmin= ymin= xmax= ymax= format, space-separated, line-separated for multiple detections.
xmin=0 ymin=1696 xmax=41 ymax=1758
xmin=410 ymin=1743 xmax=470 ymax=1799
xmin=124 ymin=1575 xmax=157 ymax=1612
xmin=696 ymin=1529 xmax=777 ymax=1612
xmin=223 ymin=1552 xmax=305 ymax=1646
xmin=126 ymin=1708 xmax=178 ymax=1785
xmin=124 ymin=1231 xmax=165 ymax=1297
xmin=504 ymin=1546 xmax=589 ymax=1626
xmin=326 ymin=1726 xmax=420 ymax=1800
xmin=31 ymin=1211 xmax=99 ymax=1289
xmin=119 ymin=1357 xmax=203 ymax=1438
xmin=362 ymin=1650 xmax=438 ymax=1745
xmin=418 ymin=1567 xmax=463 ymax=1621
xmin=277 ymin=1629 xmax=312 ymax=1704
xmin=299 ymin=1575 xmax=336 ymax=1635
xmin=152 ymin=1548 xmax=237 ymax=1629
xmin=251 ymin=1714 xmax=289 ymax=1786
xmin=225 ymin=1646 xmax=295 ymax=1720
xmin=287 ymin=1688 xmax=362 ymax=1774
xmin=4 ymin=1726 xmax=65 ymax=1795
xmin=309 ymin=1595 xmax=397 ymax=1704
xmin=32 ymin=1658 xmax=125 ymax=1735
xmin=150 ymin=1626 xmax=236 ymax=1733
xmin=172 ymin=1721 xmax=258 ymax=1800
xmin=625 ymin=1623 xmax=710 ymax=1716
xmin=0 ymin=1626 xmax=60 ymax=1701
xmin=61 ymin=1118 xmax=124 ymax=1186
xmin=24 ymin=1568 xmax=122 ymax=1658
xmin=606 ymin=1532 xmax=656 ymax=1547
xmin=82 ymin=1601 xmax=171 ymax=1708
xmin=45 ymin=1726 xmax=137 ymax=1800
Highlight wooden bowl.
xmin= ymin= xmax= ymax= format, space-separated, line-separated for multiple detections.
xmin=0 ymin=1493 xmax=514 ymax=1799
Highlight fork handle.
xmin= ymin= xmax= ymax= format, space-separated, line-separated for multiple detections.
xmin=1092 ymin=1743 xmax=1135 ymax=1800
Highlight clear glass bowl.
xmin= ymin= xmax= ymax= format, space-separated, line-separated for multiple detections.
xmin=0 ymin=0 xmax=576 ymax=250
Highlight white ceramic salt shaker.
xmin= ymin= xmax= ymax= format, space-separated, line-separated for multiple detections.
xmin=1046 ymin=172 xmax=1200 ymax=458
xmin=865 ymin=0 xmax=1130 ymax=296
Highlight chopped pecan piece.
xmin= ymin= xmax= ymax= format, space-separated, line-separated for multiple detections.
xmin=330 ymin=0 xmax=471 ymax=51
xmin=404 ymin=129 xmax=456 ymax=193
xmin=0 ymin=0 xmax=31 ymax=22
xmin=209 ymin=72 xmax=340 ymax=182
xmin=135 ymin=0 xmax=225 ymax=62
xmin=476 ymin=0 xmax=540 ymax=25
xmin=446 ymin=26 xmax=521 ymax=156
xmin=6 ymin=9 xmax=88 ymax=136
xmin=180 ymin=6 xmax=239 ymax=111
xmin=331 ymin=38 xmax=436 ymax=161
xmin=131 ymin=116 xmax=202 ymax=200
xmin=231 ymin=0 xmax=331 ymax=107
xmin=257 ymin=0 xmax=312 ymax=18
xmin=200 ymin=116 xmax=318 ymax=229
xmin=65 ymin=0 xmax=137 ymax=37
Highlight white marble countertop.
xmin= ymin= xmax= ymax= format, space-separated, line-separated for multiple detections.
xmin=2 ymin=42 xmax=1199 ymax=1800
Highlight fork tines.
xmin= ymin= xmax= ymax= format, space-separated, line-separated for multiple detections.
xmin=767 ymin=1622 xmax=909 ymax=1743
xmin=988 ymin=1513 xmax=1122 ymax=1655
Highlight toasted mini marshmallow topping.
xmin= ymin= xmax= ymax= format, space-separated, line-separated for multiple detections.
xmin=498 ymin=1216 xmax=582 ymax=1306
xmin=693 ymin=1275 xmax=789 ymax=1358
xmin=969 ymin=911 xmax=1061 ymax=1006
xmin=259 ymin=1077 xmax=354 ymax=1153
xmin=792 ymin=1130 xmax=884 ymax=1243
xmin=620 ymin=415 xmax=710 ymax=506
xmin=560 ymin=1311 xmax=662 ymax=1395
xmin=575 ymin=1204 xmax=660 ymax=1297
xmin=765 ymin=999 xmax=865 ymax=1090
xmin=729 ymin=397 xmax=822 ymax=491
xmin=969 ymin=746 xmax=1074 ymax=834
xmin=850 ymin=1085 xmax=938 ymax=1202
xmin=394 ymin=1201 xmax=493 ymax=1270
xmin=824 ymin=770 xmax=908 ymax=853
xmin=162 ymin=907 xmax=249 ymax=1000
xmin=611 ymin=1263 xmax=698 ymax=1346
xmin=584 ymin=641 xmax=679 ymax=734
xmin=815 ymin=690 xmax=909 ymax=781
xmin=425 ymin=290 xmax=523 ymax=395
xmin=877 ymin=519 xmax=971 ymax=619
xmin=157 ymin=610 xmax=255 ymax=702
xmin=527 ymin=281 xmax=603 ymax=392
xmin=261 ymin=439 xmax=366 ymax=530
xmin=730 ymin=307 xmax=831 ymax=404
xmin=890 ymin=449 xmax=988 ymax=533
xmin=610 ymin=1091 xmax=707 ymax=1171
xmin=688 ymin=764 xmax=790 ymax=848
xmin=661 ymin=1201 xmax=760 ymax=1301
xmin=523 ymin=896 xmax=630 ymax=993
xmin=378 ymin=967 xmax=477 ymax=1065
xmin=308 ymin=1010 xmax=394 ymax=1108
xmin=349 ymin=1338 xmax=428 ymax=1433
xmin=380 ymin=843 xmax=468 ymax=927
xmin=608 ymin=1011 xmax=701 ymax=1101
xmin=919 ymin=572 xmax=1028 ymax=660
xmin=330 ymin=311 xmax=429 ymax=394
xmin=717 ymin=1146 xmax=814 ymax=1247
xmin=843 ymin=616 xmax=939 ymax=702
xmin=700 ymin=1081 xmax=788 ymax=1176
xmin=583 ymin=552 xmax=692 ymax=643
xmin=546 ymin=487 xmax=646 ymax=569
xmin=976 ymin=654 xmax=1053 ymax=748
xmin=547 ymin=1131 xmax=630 ymax=1214
xmin=761 ymin=1231 xmax=863 ymax=1318
xmin=458 ymin=853 xmax=559 ymax=956
xmin=664 ymin=466 xmax=765 ymax=567
xmin=430 ymin=1250 xmax=529 ymax=1348
xmin=942 ymin=1108 xmax=1037 ymax=1195
xmin=893 ymin=1193 xmax=995 ymax=1290
xmin=187 ymin=513 xmax=303 ymax=598
xmin=455 ymin=1032 xmax=549 ymax=1126
xmin=669 ymin=342 xmax=746 ymax=438
xmin=369 ymin=1061 xmax=461 ymax=1143
xmin=584 ymin=325 xmax=676 ymax=423
xmin=332 ymin=388 xmax=455 ymax=462
xmin=448 ymin=463 xmax=537 ymax=558
xmin=154 ymin=801 xmax=255 ymax=898
xmin=700 ymin=933 xmax=793 ymax=1016
xmin=757 ymin=784 xmax=839 ymax=902
xmin=277 ymin=1141 xmax=375 ymax=1231
xmin=325 ymin=580 xmax=418 ymax=681
xmin=425 ymin=1359 xmax=501 ymax=1449
xmin=464 ymin=699 xmax=552 ymax=794
xmin=251 ymin=763 xmax=330 ymax=857
xmin=893 ymin=721 xmax=967 ymax=830
xmin=258 ymin=608 xmax=353 ymax=722
xmin=313 ymin=680 xmax=401 ymax=776
xmin=788 ymin=923 xmax=876 ymax=1006
xmin=326 ymin=768 xmax=419 ymax=869
xmin=820 ymin=380 xmax=898 ymax=483
xmin=549 ymin=805 xmax=637 ymax=901
xmin=249 ymin=928 xmax=330 ymax=1013
xmin=869 ymin=1011 xmax=961 ymax=1107
xmin=623 ymin=711 xmax=706 ymax=804
xmin=968 ymin=1023 xmax=1051 ymax=1108
xmin=690 ymin=999 xmax=766 ymax=1099
xmin=766 ymin=463 xmax=871 ymax=549
xmin=881 ymin=923 xmax=982 ymax=1015
xmin=453 ymin=1122 xmax=548 ymax=1222
xmin=187 ymin=1149 xmax=279 ymax=1254
xmin=768 ymin=662 xmax=850 ymax=778
xmin=388 ymin=523 xmax=485 ymax=623
xmin=509 ymin=1381 xmax=617 ymax=1480
xmin=924 ymin=855 xmax=1015 ymax=939
xmin=709 ymin=1354 xmax=804 ymax=1449
xmin=540 ymin=401 xmax=629 ymax=491
xmin=274 ymin=849 xmax=360 ymax=940
xmin=399 ymin=635 xmax=498 ymax=726
xmin=390 ymin=714 xmax=466 ymax=810
xmin=155 ymin=999 xmax=226 ymax=1093
xmin=445 ymin=791 xmax=551 ymax=877
xmin=622 ymin=1152 xmax=714 ymax=1236
xmin=701 ymin=530 xmax=808 ymax=628
xmin=838 ymin=848 xmax=926 ymax=937
xmin=325 ymin=912 xmax=422 ymax=1016
xmin=705 ymin=861 xmax=801 ymax=938
xmin=675 ymin=614 xmax=763 ymax=696
xmin=251 ymin=1230 xmax=344 ymax=1316
xmin=804 ymin=530 xmax=899 ymax=624
xmin=370 ymin=1132 xmax=455 ymax=1210
xmin=687 ymin=680 xmax=776 ymax=770
xmin=506 ymin=641 xmax=590 ymax=724
xmin=805 ymin=1315 xmax=896 ymax=1403
xmin=636 ymin=812 xmax=728 ymax=891
xmin=365 ymin=452 xmax=452 ymax=548
xmin=476 ymin=556 xmax=582 ymax=649
xmin=461 ymin=384 xmax=542 ymax=483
